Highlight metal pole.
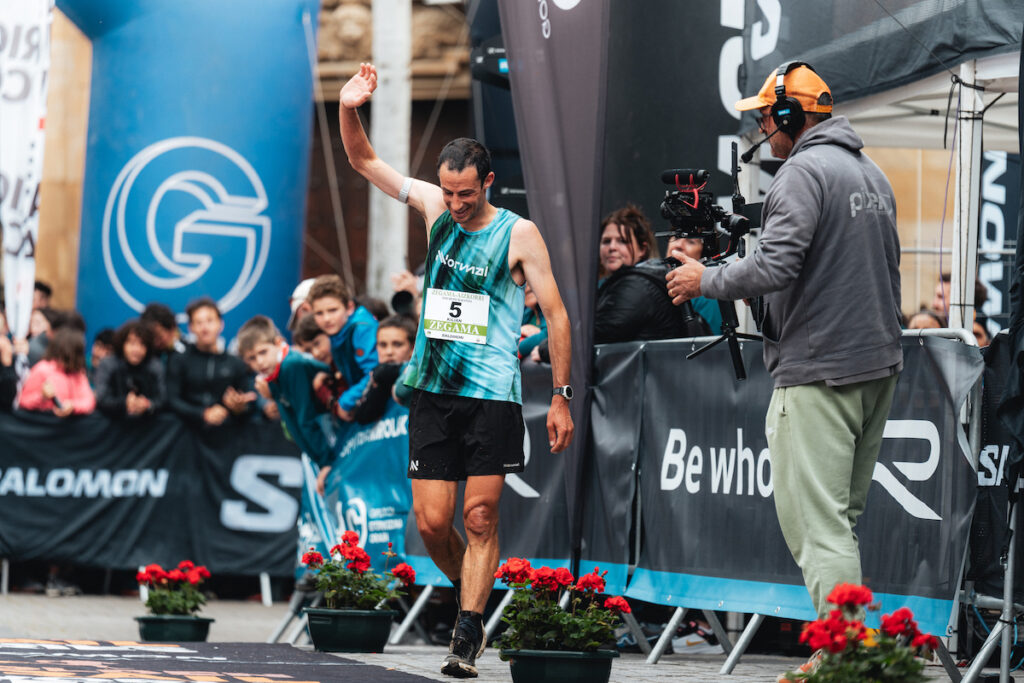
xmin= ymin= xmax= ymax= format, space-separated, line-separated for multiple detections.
xmin=719 ymin=613 xmax=765 ymax=675
xmin=950 ymin=60 xmax=983 ymax=331
xmin=646 ymin=607 xmax=686 ymax=664
xmin=485 ymin=590 xmax=515 ymax=639
xmin=391 ymin=584 xmax=434 ymax=644
xmin=368 ymin=0 xmax=412 ymax=299
xmin=999 ymin=500 xmax=1016 ymax=683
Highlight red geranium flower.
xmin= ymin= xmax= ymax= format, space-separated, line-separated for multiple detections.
xmin=167 ymin=569 xmax=185 ymax=582
xmin=603 ymin=596 xmax=631 ymax=613
xmin=553 ymin=567 xmax=574 ymax=587
xmin=530 ymin=566 xmax=561 ymax=592
xmin=186 ymin=568 xmax=205 ymax=585
xmin=177 ymin=560 xmax=195 ymax=572
xmin=392 ymin=563 xmax=416 ymax=586
xmin=827 ymin=583 xmax=874 ymax=608
xmin=574 ymin=567 xmax=606 ymax=593
xmin=347 ymin=558 xmax=371 ymax=573
xmin=880 ymin=607 xmax=916 ymax=637
xmin=911 ymin=633 xmax=939 ymax=650
xmin=302 ymin=548 xmax=324 ymax=568
xmin=135 ymin=570 xmax=149 ymax=584
xmin=494 ymin=558 xmax=533 ymax=585
xmin=342 ymin=530 xmax=360 ymax=546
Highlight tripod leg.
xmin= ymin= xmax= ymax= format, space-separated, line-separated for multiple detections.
xmin=267 ymin=588 xmax=310 ymax=643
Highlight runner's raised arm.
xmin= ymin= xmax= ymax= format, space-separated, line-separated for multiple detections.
xmin=338 ymin=63 xmax=445 ymax=229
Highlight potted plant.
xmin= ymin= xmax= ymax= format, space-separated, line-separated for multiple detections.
xmin=493 ymin=558 xmax=629 ymax=683
xmin=782 ymin=583 xmax=940 ymax=682
xmin=134 ymin=560 xmax=213 ymax=641
xmin=300 ymin=530 xmax=416 ymax=652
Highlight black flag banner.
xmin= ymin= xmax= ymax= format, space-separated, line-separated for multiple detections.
xmin=496 ymin=0 xmax=611 ymax=567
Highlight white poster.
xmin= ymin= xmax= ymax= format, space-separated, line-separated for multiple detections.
xmin=0 ymin=0 xmax=53 ymax=340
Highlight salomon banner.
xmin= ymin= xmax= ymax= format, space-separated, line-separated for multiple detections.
xmin=405 ymin=363 xmax=573 ymax=585
xmin=57 ymin=0 xmax=318 ymax=339
xmin=0 ymin=0 xmax=53 ymax=340
xmin=606 ymin=336 xmax=980 ymax=636
xmin=0 ymin=413 xmax=301 ymax=575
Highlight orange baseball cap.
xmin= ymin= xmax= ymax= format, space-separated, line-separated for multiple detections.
xmin=735 ymin=65 xmax=833 ymax=113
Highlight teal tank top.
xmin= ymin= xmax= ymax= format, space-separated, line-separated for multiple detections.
xmin=404 ymin=208 xmax=526 ymax=403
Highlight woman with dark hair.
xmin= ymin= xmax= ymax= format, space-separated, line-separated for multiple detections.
xmin=18 ymin=327 xmax=95 ymax=416
xmin=598 ymin=204 xmax=659 ymax=280
xmin=594 ymin=204 xmax=710 ymax=344
xmin=94 ymin=319 xmax=165 ymax=418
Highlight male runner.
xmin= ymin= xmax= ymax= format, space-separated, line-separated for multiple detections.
xmin=338 ymin=63 xmax=574 ymax=678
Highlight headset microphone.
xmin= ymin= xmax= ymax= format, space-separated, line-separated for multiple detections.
xmin=739 ymin=127 xmax=782 ymax=164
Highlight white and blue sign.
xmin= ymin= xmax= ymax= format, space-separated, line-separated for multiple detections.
xmin=59 ymin=0 xmax=319 ymax=336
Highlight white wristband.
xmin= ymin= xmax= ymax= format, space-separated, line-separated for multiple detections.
xmin=398 ymin=177 xmax=413 ymax=204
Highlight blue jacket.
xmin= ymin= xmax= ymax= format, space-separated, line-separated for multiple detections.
xmin=268 ymin=349 xmax=333 ymax=467
xmin=330 ymin=306 xmax=379 ymax=412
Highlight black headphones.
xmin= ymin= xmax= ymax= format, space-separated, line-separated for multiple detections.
xmin=770 ymin=61 xmax=816 ymax=137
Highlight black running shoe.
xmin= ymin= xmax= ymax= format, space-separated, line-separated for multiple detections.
xmin=441 ymin=611 xmax=484 ymax=678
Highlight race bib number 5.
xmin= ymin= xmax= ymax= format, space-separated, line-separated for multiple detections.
xmin=423 ymin=288 xmax=489 ymax=344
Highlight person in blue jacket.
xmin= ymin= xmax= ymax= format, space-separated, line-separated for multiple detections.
xmin=238 ymin=315 xmax=334 ymax=494
xmin=307 ymin=275 xmax=379 ymax=422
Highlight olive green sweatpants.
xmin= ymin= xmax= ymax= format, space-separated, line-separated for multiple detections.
xmin=766 ymin=374 xmax=898 ymax=617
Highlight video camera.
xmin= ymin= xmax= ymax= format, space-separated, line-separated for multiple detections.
xmin=659 ymin=145 xmax=760 ymax=263
xmin=659 ymin=142 xmax=763 ymax=380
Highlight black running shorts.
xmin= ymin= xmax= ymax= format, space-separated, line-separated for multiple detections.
xmin=407 ymin=389 xmax=525 ymax=480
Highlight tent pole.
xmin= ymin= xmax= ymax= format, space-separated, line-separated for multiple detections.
xmin=950 ymin=59 xmax=983 ymax=332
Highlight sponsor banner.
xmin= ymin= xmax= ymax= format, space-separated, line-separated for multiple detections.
xmin=58 ymin=0 xmax=318 ymax=339
xmin=0 ymin=412 xmax=301 ymax=574
xmin=404 ymin=363 xmax=572 ymax=586
xmin=578 ymin=342 xmax=645 ymax=595
xmin=0 ymin=0 xmax=53 ymax=340
xmin=978 ymin=153 xmax=1021 ymax=337
xmin=323 ymin=400 xmax=413 ymax=573
xmin=594 ymin=337 xmax=980 ymax=634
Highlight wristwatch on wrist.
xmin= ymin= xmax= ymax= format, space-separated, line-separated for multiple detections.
xmin=552 ymin=385 xmax=573 ymax=401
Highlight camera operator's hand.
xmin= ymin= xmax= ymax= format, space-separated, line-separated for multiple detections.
xmin=666 ymin=250 xmax=705 ymax=305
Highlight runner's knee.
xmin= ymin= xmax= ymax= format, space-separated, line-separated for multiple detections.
xmin=463 ymin=502 xmax=497 ymax=539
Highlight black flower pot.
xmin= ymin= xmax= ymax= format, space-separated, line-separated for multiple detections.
xmin=303 ymin=607 xmax=398 ymax=653
xmin=501 ymin=648 xmax=619 ymax=683
xmin=135 ymin=615 xmax=214 ymax=642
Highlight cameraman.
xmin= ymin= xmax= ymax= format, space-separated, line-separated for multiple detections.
xmin=666 ymin=63 xmax=902 ymax=660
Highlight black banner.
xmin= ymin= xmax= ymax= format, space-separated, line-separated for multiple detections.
xmin=740 ymin=1 xmax=1024 ymax=106
xmin=585 ymin=336 xmax=981 ymax=635
xmin=0 ymin=413 xmax=301 ymax=575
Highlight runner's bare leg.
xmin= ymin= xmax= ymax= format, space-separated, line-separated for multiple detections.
xmin=460 ymin=475 xmax=503 ymax=613
xmin=412 ymin=479 xmax=465 ymax=582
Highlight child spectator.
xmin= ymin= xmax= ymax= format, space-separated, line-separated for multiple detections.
xmin=94 ymin=320 xmax=165 ymax=418
xmin=166 ymin=297 xmax=255 ymax=427
xmin=33 ymin=280 xmax=52 ymax=310
xmin=88 ymin=327 xmax=116 ymax=384
xmin=519 ymin=283 xmax=547 ymax=358
xmin=308 ymin=275 xmax=378 ymax=421
xmin=27 ymin=306 xmax=60 ymax=366
xmin=238 ymin=315 xmax=334 ymax=494
xmin=19 ymin=327 xmax=95 ymax=416
xmin=0 ymin=336 xmax=17 ymax=411
xmin=293 ymin=313 xmax=345 ymax=412
xmin=141 ymin=302 xmax=185 ymax=364
xmin=352 ymin=315 xmax=415 ymax=424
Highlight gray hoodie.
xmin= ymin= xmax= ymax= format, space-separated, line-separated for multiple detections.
xmin=702 ymin=116 xmax=902 ymax=387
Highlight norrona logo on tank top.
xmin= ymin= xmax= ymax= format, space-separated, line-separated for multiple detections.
xmin=436 ymin=250 xmax=489 ymax=277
